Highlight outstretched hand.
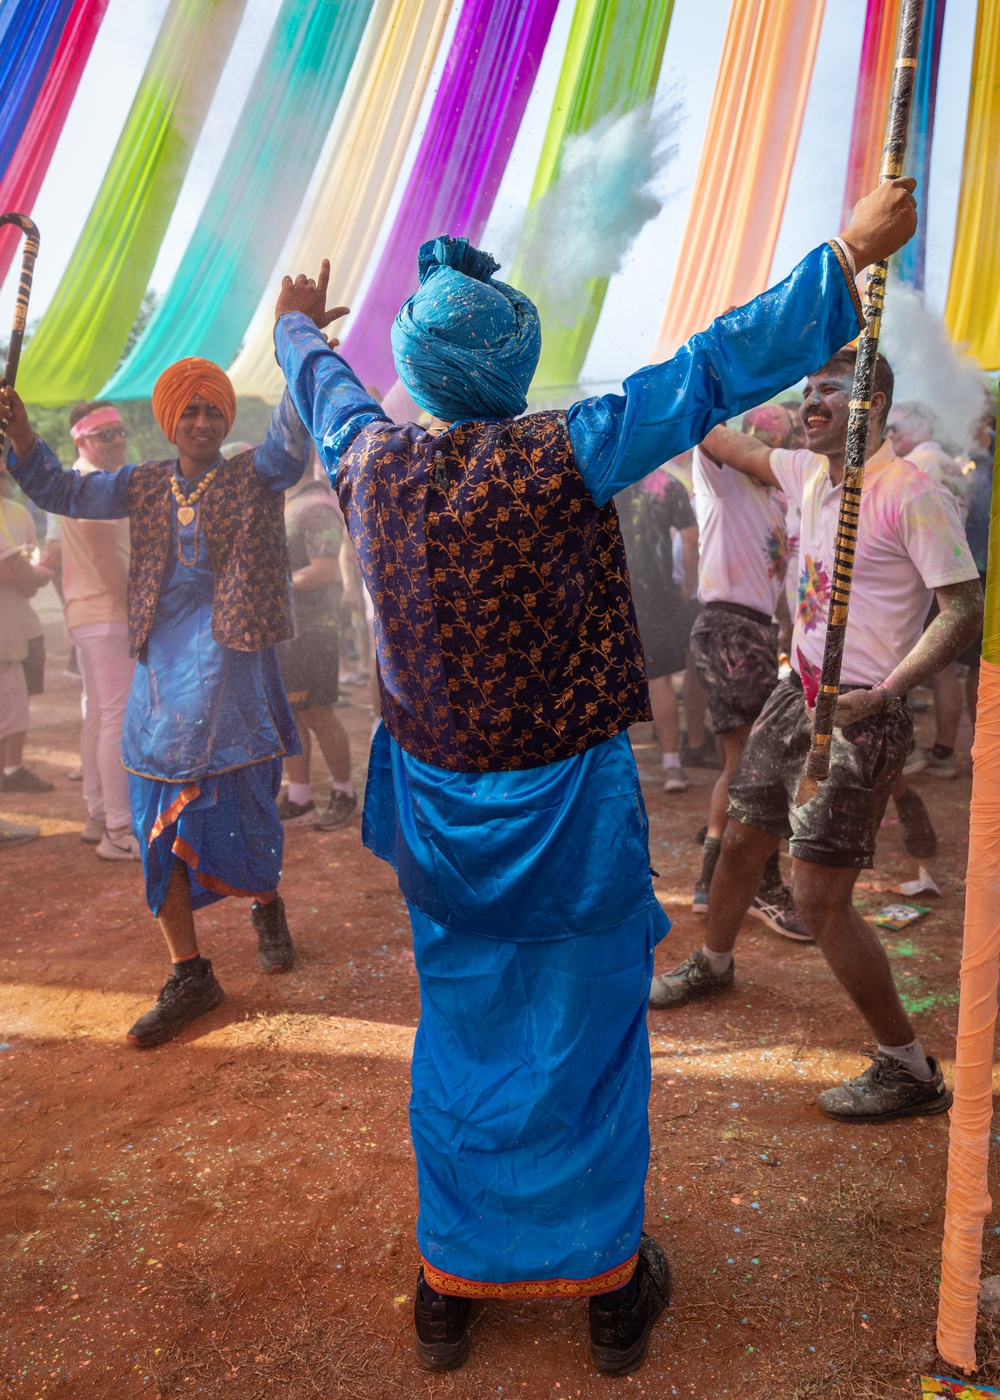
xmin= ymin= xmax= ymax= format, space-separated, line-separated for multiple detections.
xmin=840 ymin=177 xmax=918 ymax=270
xmin=274 ymin=259 xmax=349 ymax=334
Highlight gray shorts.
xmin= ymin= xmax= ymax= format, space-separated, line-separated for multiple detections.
xmin=727 ymin=673 xmax=913 ymax=869
xmin=689 ymin=604 xmax=778 ymax=733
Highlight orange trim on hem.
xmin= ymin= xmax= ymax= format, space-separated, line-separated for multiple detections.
xmin=148 ymin=783 xmax=201 ymax=844
xmin=420 ymin=1253 xmax=638 ymax=1300
xmin=169 ymin=835 xmax=273 ymax=901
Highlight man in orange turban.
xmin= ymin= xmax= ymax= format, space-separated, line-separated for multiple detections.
xmin=2 ymin=364 xmax=313 ymax=1048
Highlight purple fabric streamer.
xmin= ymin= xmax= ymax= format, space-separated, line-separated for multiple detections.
xmin=341 ymin=0 xmax=559 ymax=393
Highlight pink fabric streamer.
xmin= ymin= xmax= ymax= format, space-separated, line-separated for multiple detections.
xmin=0 ymin=0 xmax=109 ymax=283
xmin=340 ymin=0 xmax=559 ymax=394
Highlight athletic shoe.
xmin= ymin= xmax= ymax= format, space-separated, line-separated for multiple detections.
xmin=894 ymin=788 xmax=938 ymax=859
xmin=67 ymin=766 xmax=83 ymax=782
xmin=662 ymin=766 xmax=691 ymax=794
xmin=0 ymin=766 xmax=54 ymax=794
xmin=692 ymin=882 xmax=709 ymax=914
xmin=681 ymin=738 xmax=722 ymax=771
xmin=277 ymin=795 xmax=317 ymax=827
xmin=921 ymin=747 xmax=961 ymax=779
xmin=126 ymin=962 xmax=224 ymax=1048
xmin=80 ymin=814 xmax=104 ymax=844
xmin=817 ymin=1050 xmax=952 ymax=1123
xmin=96 ymin=827 xmax=142 ymax=861
xmin=313 ymin=790 xmax=358 ymax=831
xmin=251 ymin=894 xmax=294 ymax=973
xmin=589 ymin=1234 xmax=672 ymax=1375
xmin=901 ymin=748 xmax=928 ymax=776
xmin=0 ymin=816 xmax=40 ymax=847
xmin=648 ymin=948 xmax=734 ymax=1008
xmin=747 ymin=883 xmax=813 ymax=942
xmin=413 ymin=1270 xmax=471 ymax=1371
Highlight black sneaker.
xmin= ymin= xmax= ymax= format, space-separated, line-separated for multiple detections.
xmin=589 ymin=1234 xmax=671 ymax=1375
xmin=313 ymin=790 xmax=358 ymax=831
xmin=817 ymin=1050 xmax=952 ymax=1123
xmin=251 ymin=894 xmax=294 ymax=973
xmin=894 ymin=788 xmax=938 ymax=859
xmin=0 ymin=766 xmax=55 ymax=793
xmin=413 ymin=1269 xmax=471 ymax=1371
xmin=747 ymin=882 xmax=813 ymax=942
xmin=126 ymin=963 xmax=224 ymax=1048
xmin=649 ymin=948 xmax=734 ymax=1008
xmin=277 ymin=795 xmax=316 ymax=827
xmin=681 ymin=738 xmax=722 ymax=771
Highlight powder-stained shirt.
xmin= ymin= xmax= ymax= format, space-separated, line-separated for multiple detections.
xmin=285 ymin=482 xmax=343 ymax=634
xmin=770 ymin=441 xmax=978 ymax=687
xmin=0 ymin=496 xmax=43 ymax=662
xmin=693 ymin=445 xmax=787 ymax=616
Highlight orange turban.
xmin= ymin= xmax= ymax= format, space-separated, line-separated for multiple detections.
xmin=151 ymin=357 xmax=237 ymax=443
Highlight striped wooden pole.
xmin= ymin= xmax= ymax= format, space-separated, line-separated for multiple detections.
xmin=0 ymin=213 xmax=41 ymax=456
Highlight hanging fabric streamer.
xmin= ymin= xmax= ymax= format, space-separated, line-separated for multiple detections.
xmin=651 ymin=0 xmax=825 ymax=361
xmin=841 ymin=0 xmax=903 ymax=226
xmin=104 ymin=0 xmax=374 ymax=399
xmin=228 ymin=0 xmax=452 ymax=401
xmin=511 ymin=0 xmax=676 ymax=392
xmin=0 ymin=0 xmax=78 ymax=168
xmin=895 ymin=0 xmax=946 ymax=290
xmin=0 ymin=0 xmax=109 ymax=285
xmin=338 ymin=0 xmax=560 ymax=396
xmin=944 ymin=0 xmax=1000 ymax=369
xmin=16 ymin=0 xmax=248 ymax=407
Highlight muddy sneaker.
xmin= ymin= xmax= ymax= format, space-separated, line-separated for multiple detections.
xmin=747 ymin=882 xmax=812 ymax=942
xmin=648 ymin=949 xmax=734 ymax=1008
xmin=413 ymin=1269 xmax=471 ymax=1371
xmin=590 ymin=1234 xmax=671 ymax=1375
xmin=682 ymin=738 xmax=721 ymax=771
xmin=277 ymin=795 xmax=316 ymax=827
xmin=662 ymin=766 xmax=691 ymax=794
xmin=313 ymin=790 xmax=358 ymax=831
xmin=96 ymin=826 xmax=142 ymax=861
xmin=692 ymin=882 xmax=709 ymax=914
xmin=817 ymin=1050 xmax=952 ymax=1123
xmin=251 ymin=894 xmax=294 ymax=973
xmin=894 ymin=787 xmax=938 ymax=859
xmin=0 ymin=765 xmax=54 ymax=793
xmin=0 ymin=816 xmax=40 ymax=847
xmin=922 ymin=746 xmax=961 ymax=779
xmin=126 ymin=962 xmax=224 ymax=1048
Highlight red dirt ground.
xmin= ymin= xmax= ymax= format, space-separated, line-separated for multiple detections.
xmin=2 ymin=634 xmax=998 ymax=1399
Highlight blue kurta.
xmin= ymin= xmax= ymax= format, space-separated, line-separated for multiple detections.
xmin=280 ymin=241 xmax=862 ymax=1296
xmin=11 ymin=395 xmax=310 ymax=912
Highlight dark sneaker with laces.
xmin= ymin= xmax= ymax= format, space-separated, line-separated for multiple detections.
xmin=313 ymin=790 xmax=358 ymax=831
xmin=648 ymin=948 xmax=734 ymax=1009
xmin=277 ymin=795 xmax=316 ymax=827
xmin=126 ymin=962 xmax=224 ymax=1048
xmin=747 ymin=882 xmax=813 ymax=942
xmin=0 ymin=766 xmax=54 ymax=793
xmin=894 ymin=788 xmax=938 ymax=859
xmin=817 ymin=1050 xmax=952 ymax=1123
xmin=413 ymin=1268 xmax=471 ymax=1370
xmin=590 ymin=1234 xmax=671 ymax=1375
xmin=251 ymin=894 xmax=294 ymax=972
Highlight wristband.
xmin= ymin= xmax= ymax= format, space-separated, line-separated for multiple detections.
xmin=871 ymin=683 xmax=893 ymax=710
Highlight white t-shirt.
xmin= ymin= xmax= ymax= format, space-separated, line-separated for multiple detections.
xmin=692 ymin=446 xmax=787 ymax=616
xmin=770 ymin=441 xmax=978 ymax=687
xmin=0 ymin=496 xmax=43 ymax=663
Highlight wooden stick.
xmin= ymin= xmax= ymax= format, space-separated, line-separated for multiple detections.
xmin=0 ymin=213 xmax=40 ymax=457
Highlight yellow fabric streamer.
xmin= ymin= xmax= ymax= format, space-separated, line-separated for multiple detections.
xmin=944 ymin=0 xmax=1000 ymax=370
xmin=650 ymin=0 xmax=825 ymax=361
xmin=228 ymin=0 xmax=451 ymax=400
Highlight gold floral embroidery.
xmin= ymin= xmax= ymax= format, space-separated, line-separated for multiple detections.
xmin=421 ymin=1252 xmax=639 ymax=1299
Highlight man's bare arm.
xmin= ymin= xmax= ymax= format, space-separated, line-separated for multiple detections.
xmin=679 ymin=524 xmax=698 ymax=601
xmin=700 ymin=425 xmax=779 ymax=487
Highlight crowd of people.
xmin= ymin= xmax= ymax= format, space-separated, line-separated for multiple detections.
xmin=0 ymin=173 xmax=994 ymax=1377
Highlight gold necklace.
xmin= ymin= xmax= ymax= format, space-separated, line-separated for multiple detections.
xmin=170 ymin=465 xmax=219 ymax=527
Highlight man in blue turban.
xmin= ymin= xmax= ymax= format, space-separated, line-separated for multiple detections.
xmin=272 ymin=184 xmax=917 ymax=1376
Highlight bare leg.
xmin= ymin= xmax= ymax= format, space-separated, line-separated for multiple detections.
xmin=932 ymin=664 xmax=962 ymax=749
xmin=1 ymin=732 xmax=26 ymax=768
xmin=284 ymin=721 xmax=312 ymax=786
xmin=705 ymin=819 xmax=778 ymax=955
xmin=706 ymin=725 xmax=752 ymax=839
xmin=296 ymin=704 xmax=351 ymax=784
xmin=791 ymin=860 xmax=913 ymax=1044
xmin=647 ymin=675 xmax=680 ymax=755
xmin=156 ymin=861 xmax=198 ymax=960
xmin=682 ymin=653 xmax=708 ymax=749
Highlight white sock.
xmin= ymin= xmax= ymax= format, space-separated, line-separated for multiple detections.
xmin=330 ymin=780 xmax=355 ymax=797
xmin=662 ymin=752 xmax=681 ymax=770
xmin=701 ymin=944 xmax=733 ymax=976
xmin=4 ymin=765 xmax=23 ymax=776
xmin=878 ymin=1038 xmax=933 ymax=1080
xmin=287 ymin=782 xmax=312 ymax=806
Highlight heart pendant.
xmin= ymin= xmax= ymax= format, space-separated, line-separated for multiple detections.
xmin=177 ymin=505 xmax=195 ymax=527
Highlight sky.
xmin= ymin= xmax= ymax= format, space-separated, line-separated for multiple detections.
xmin=0 ymin=0 xmax=980 ymax=394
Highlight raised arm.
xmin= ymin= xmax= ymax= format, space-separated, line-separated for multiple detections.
xmin=1 ymin=385 xmax=130 ymax=518
xmin=699 ymin=424 xmax=778 ymax=488
xmin=252 ymin=389 xmax=313 ymax=493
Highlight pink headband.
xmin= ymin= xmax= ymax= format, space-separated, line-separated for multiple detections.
xmin=71 ymin=406 xmax=123 ymax=442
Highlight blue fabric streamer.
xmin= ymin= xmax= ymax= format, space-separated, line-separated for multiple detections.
xmin=391 ymin=235 xmax=541 ymax=421
xmin=0 ymin=0 xmax=76 ymax=175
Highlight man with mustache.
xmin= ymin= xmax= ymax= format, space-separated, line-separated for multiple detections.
xmin=651 ymin=347 xmax=982 ymax=1124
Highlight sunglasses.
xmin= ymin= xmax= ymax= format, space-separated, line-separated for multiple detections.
xmin=83 ymin=425 xmax=128 ymax=443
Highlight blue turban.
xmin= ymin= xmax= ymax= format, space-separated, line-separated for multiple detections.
xmin=391 ymin=236 xmax=541 ymax=422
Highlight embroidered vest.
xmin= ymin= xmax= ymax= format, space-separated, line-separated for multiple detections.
xmin=338 ymin=411 xmax=650 ymax=772
xmin=125 ymin=450 xmax=293 ymax=657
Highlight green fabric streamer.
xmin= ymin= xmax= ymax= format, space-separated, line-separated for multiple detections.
xmin=104 ymin=0 xmax=374 ymax=400
xmin=511 ymin=0 xmax=675 ymax=391
xmin=17 ymin=0 xmax=248 ymax=406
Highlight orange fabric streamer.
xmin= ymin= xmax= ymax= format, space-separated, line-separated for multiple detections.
xmin=841 ymin=0 xmax=902 ymax=227
xmin=650 ymin=0 xmax=825 ymax=360
xmin=151 ymin=356 xmax=237 ymax=443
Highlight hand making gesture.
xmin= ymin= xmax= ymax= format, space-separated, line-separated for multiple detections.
xmin=274 ymin=260 xmax=350 ymax=348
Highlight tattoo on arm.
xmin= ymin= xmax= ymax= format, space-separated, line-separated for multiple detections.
xmin=883 ymin=579 xmax=984 ymax=697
